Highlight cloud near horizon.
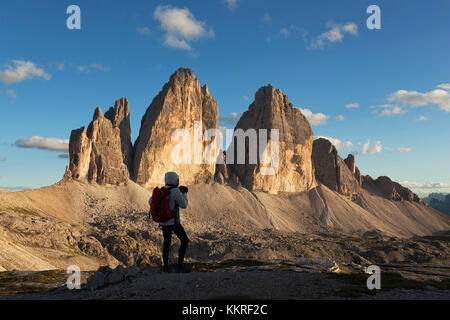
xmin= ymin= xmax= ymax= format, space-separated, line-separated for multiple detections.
xmin=401 ymin=181 xmax=450 ymax=189
xmin=0 ymin=60 xmax=51 ymax=84
xmin=0 ymin=186 xmax=32 ymax=192
xmin=154 ymin=5 xmax=214 ymax=51
xmin=15 ymin=136 xmax=69 ymax=152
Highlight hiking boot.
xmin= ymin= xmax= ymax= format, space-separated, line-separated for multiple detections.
xmin=175 ymin=264 xmax=191 ymax=273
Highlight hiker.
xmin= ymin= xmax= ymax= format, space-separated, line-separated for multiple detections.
xmin=149 ymin=172 xmax=190 ymax=273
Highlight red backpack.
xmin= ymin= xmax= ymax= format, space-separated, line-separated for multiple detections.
xmin=150 ymin=187 xmax=176 ymax=223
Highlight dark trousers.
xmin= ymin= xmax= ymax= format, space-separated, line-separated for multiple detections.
xmin=162 ymin=224 xmax=190 ymax=267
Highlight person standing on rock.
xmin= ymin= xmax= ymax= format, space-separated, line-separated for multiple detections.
xmin=149 ymin=171 xmax=190 ymax=273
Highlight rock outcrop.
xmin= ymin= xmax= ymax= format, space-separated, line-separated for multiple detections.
xmin=312 ymin=138 xmax=361 ymax=200
xmin=104 ymin=98 xmax=132 ymax=172
xmin=133 ymin=68 xmax=219 ymax=187
xmin=344 ymin=154 xmax=362 ymax=185
xmin=362 ymin=175 xmax=424 ymax=204
xmin=228 ymin=85 xmax=316 ymax=194
xmin=66 ymin=98 xmax=131 ymax=185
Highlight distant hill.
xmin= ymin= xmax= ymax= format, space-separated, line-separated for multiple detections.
xmin=428 ymin=194 xmax=450 ymax=215
xmin=423 ymin=192 xmax=449 ymax=204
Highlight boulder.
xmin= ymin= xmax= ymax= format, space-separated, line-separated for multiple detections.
xmin=228 ymin=85 xmax=316 ymax=194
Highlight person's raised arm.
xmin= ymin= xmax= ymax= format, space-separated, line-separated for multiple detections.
xmin=173 ymin=188 xmax=188 ymax=209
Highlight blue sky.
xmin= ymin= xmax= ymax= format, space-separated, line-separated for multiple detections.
xmin=0 ymin=0 xmax=449 ymax=196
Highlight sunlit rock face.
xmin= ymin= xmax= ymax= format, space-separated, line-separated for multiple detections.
xmin=228 ymin=85 xmax=316 ymax=194
xmin=132 ymin=68 xmax=219 ymax=187
xmin=67 ymin=98 xmax=131 ymax=185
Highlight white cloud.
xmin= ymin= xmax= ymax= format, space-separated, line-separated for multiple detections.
xmin=417 ymin=115 xmax=428 ymax=121
xmin=77 ymin=64 xmax=110 ymax=73
xmin=361 ymin=139 xmax=383 ymax=155
xmin=6 ymin=89 xmax=16 ymax=99
xmin=436 ymin=83 xmax=450 ymax=90
xmin=224 ymin=0 xmax=239 ymax=10
xmin=263 ymin=13 xmax=271 ymax=23
xmin=154 ymin=5 xmax=214 ymax=51
xmin=298 ymin=108 xmax=329 ymax=126
xmin=0 ymin=60 xmax=51 ymax=84
xmin=15 ymin=136 xmax=69 ymax=152
xmin=49 ymin=61 xmax=66 ymax=71
xmin=316 ymin=136 xmax=353 ymax=151
xmin=397 ymin=147 xmax=412 ymax=153
xmin=280 ymin=28 xmax=290 ymax=38
xmin=137 ymin=26 xmax=152 ymax=36
xmin=310 ymin=22 xmax=358 ymax=49
xmin=345 ymin=103 xmax=359 ymax=109
xmin=90 ymin=64 xmax=110 ymax=72
xmin=336 ymin=115 xmax=345 ymax=121
xmin=399 ymin=181 xmax=450 ymax=196
xmin=401 ymin=181 xmax=450 ymax=189
xmin=387 ymin=84 xmax=450 ymax=112
xmin=371 ymin=104 xmax=407 ymax=117
xmin=0 ymin=186 xmax=32 ymax=192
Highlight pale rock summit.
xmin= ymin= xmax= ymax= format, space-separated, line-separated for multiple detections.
xmin=228 ymin=85 xmax=316 ymax=194
xmin=312 ymin=138 xmax=361 ymax=200
xmin=132 ymin=68 xmax=219 ymax=187
xmin=66 ymin=98 xmax=131 ymax=185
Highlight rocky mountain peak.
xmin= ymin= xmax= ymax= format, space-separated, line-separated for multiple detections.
xmin=362 ymin=175 xmax=424 ymax=204
xmin=312 ymin=138 xmax=361 ymax=200
xmin=228 ymin=85 xmax=316 ymax=194
xmin=132 ymin=68 xmax=219 ymax=187
xmin=66 ymin=99 xmax=131 ymax=185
